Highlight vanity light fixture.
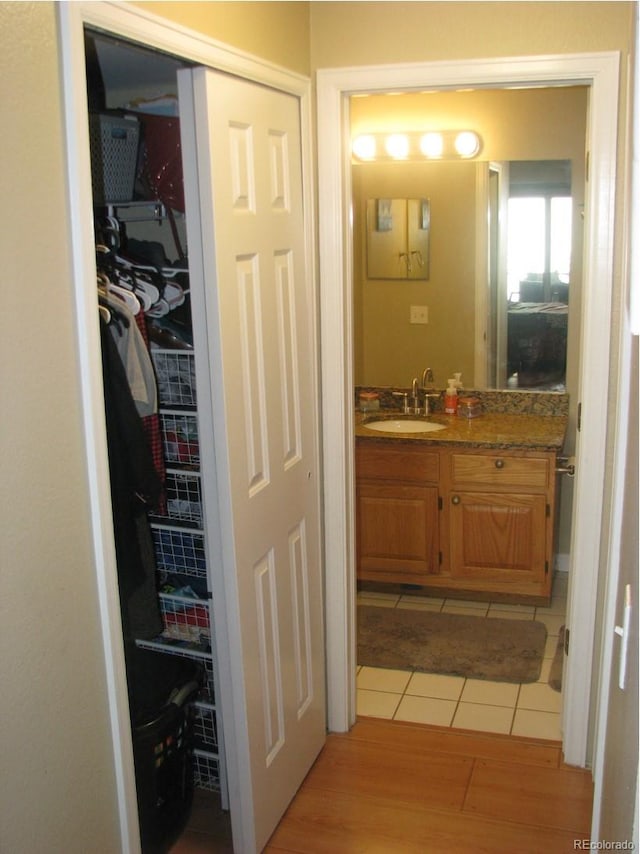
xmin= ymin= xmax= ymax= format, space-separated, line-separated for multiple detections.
xmin=352 ymin=130 xmax=482 ymax=162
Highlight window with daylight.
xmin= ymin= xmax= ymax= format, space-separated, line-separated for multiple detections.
xmin=507 ymin=195 xmax=572 ymax=304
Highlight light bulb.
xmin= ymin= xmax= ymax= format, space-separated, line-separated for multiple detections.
xmin=385 ymin=133 xmax=410 ymax=159
xmin=419 ymin=132 xmax=444 ymax=158
xmin=454 ymin=131 xmax=480 ymax=158
xmin=352 ymin=134 xmax=377 ymax=160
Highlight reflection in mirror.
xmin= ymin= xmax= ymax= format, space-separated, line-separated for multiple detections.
xmin=351 ymin=86 xmax=587 ymax=391
xmin=366 ymin=198 xmax=430 ymax=279
xmin=500 ymin=161 xmax=571 ymax=391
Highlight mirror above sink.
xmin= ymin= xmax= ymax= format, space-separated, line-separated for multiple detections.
xmin=351 ymin=86 xmax=587 ymax=392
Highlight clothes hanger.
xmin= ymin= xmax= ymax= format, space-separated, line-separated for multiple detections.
xmin=108 ymin=282 xmax=141 ymax=316
xmin=147 ymin=297 xmax=171 ymax=318
xmin=131 ymin=273 xmax=161 ymax=309
xmin=98 ymin=270 xmax=141 ymax=315
xmin=98 ymin=293 xmax=129 ymax=329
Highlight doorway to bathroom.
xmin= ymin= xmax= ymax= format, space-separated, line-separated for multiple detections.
xmin=317 ymin=52 xmax=620 ymax=769
xmin=349 ymin=84 xmax=582 ymax=738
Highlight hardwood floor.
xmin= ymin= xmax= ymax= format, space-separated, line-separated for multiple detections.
xmin=264 ymin=717 xmax=593 ymax=853
xmin=172 ymin=715 xmax=593 ymax=852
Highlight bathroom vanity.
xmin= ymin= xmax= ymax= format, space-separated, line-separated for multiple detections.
xmin=355 ymin=406 xmax=567 ymax=605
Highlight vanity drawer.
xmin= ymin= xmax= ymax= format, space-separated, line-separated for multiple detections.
xmin=450 ymin=452 xmax=550 ymax=489
xmin=356 ymin=443 xmax=439 ymax=483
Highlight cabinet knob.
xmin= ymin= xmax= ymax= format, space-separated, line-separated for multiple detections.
xmin=451 ymin=495 xmax=461 ymax=505
xmin=494 ymin=458 xmax=505 ymax=469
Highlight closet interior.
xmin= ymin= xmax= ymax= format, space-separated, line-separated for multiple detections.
xmin=85 ymin=30 xmax=229 ymax=851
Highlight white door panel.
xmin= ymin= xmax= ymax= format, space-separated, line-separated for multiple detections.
xmin=179 ymin=67 xmax=325 ymax=853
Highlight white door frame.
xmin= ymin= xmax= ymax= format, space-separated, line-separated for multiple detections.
xmin=57 ymin=3 xmax=316 ymax=851
xmin=317 ymin=52 xmax=620 ymax=768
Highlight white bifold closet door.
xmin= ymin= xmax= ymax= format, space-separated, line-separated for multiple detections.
xmin=177 ymin=67 xmax=326 ymax=853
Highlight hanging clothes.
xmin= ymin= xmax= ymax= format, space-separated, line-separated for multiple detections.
xmin=100 ymin=313 xmax=163 ymax=640
xmin=102 ymin=290 xmax=157 ymax=417
xmin=134 ymin=309 xmax=167 ymax=516
xmin=98 ymin=274 xmax=167 ymax=512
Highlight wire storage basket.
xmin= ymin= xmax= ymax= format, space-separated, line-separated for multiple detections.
xmin=160 ymin=411 xmax=200 ymax=466
xmin=151 ymin=525 xmax=207 ymax=579
xmin=163 ymin=469 xmax=202 ymax=526
xmin=152 ymin=349 xmax=197 ymax=408
xmin=192 ymin=750 xmax=221 ymax=792
xmin=193 ymin=702 xmax=220 ymax=753
xmin=159 ymin=592 xmax=210 ymax=646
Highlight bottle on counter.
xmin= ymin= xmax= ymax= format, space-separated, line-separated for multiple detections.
xmin=444 ymin=379 xmax=458 ymax=415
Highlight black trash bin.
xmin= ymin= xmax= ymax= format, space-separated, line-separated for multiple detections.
xmin=126 ymin=647 xmax=203 ymax=854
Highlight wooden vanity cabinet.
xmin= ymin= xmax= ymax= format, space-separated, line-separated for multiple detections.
xmin=356 ymin=440 xmax=557 ymax=603
xmin=356 ymin=443 xmax=440 ymax=584
xmin=444 ymin=449 xmax=555 ymax=601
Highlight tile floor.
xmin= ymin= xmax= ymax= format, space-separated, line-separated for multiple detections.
xmin=357 ymin=573 xmax=567 ymax=741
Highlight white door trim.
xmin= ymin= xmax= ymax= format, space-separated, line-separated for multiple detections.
xmin=317 ymin=52 xmax=620 ymax=768
xmin=57 ymin=3 xmax=316 ymax=851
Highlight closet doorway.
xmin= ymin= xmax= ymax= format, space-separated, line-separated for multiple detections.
xmin=60 ymin=4 xmax=325 ymax=853
xmin=86 ymin=31 xmax=227 ymax=853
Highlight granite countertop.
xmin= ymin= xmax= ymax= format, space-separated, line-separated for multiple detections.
xmin=355 ymin=410 xmax=568 ymax=450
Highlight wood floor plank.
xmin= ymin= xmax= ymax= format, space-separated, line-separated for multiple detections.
xmin=349 ymin=717 xmax=563 ymax=768
xmin=464 ymin=758 xmax=593 ymax=833
xmin=179 ymin=718 xmax=593 ymax=852
xmin=302 ymin=735 xmax=473 ymax=811
xmin=266 ymin=787 xmax=586 ymax=854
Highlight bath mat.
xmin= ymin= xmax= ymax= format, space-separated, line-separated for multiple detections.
xmin=357 ymin=605 xmax=547 ymax=684
xmin=548 ymin=626 xmax=566 ymax=692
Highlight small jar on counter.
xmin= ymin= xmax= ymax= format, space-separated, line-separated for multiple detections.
xmin=457 ymin=396 xmax=482 ymax=419
xmin=359 ymin=391 xmax=380 ymax=413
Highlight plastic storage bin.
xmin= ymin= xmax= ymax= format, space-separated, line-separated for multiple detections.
xmin=126 ymin=647 xmax=204 ymax=853
xmin=89 ymin=112 xmax=140 ymax=204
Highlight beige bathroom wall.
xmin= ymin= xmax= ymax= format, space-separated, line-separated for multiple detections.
xmin=133 ymin=1 xmax=311 ymax=75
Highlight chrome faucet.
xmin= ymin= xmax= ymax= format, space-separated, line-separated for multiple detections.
xmin=393 ymin=373 xmax=434 ymax=415
xmin=421 ymin=367 xmax=440 ymax=413
xmin=411 ymin=377 xmax=421 ymax=413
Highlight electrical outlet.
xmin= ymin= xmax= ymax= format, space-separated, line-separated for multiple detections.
xmin=410 ymin=305 xmax=429 ymax=324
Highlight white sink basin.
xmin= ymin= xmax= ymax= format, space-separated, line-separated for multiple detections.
xmin=364 ymin=419 xmax=447 ymax=434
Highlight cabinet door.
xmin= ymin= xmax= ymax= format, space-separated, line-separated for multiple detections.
xmin=448 ymin=490 xmax=548 ymax=584
xmin=357 ymin=482 xmax=439 ymax=582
